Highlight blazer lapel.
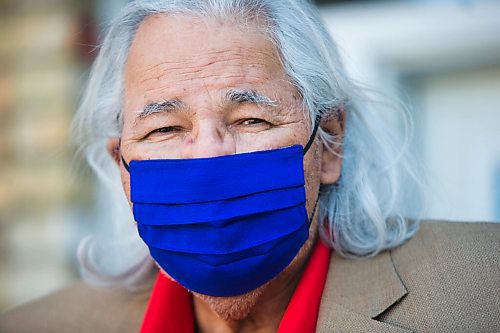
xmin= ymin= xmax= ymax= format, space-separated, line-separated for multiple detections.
xmin=316 ymin=250 xmax=413 ymax=333
xmin=316 ymin=303 xmax=413 ymax=333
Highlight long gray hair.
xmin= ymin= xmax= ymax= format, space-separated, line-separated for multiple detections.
xmin=73 ymin=0 xmax=422 ymax=289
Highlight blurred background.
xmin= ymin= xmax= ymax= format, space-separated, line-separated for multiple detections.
xmin=0 ymin=0 xmax=499 ymax=313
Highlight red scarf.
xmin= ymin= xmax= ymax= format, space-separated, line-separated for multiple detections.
xmin=140 ymin=240 xmax=331 ymax=333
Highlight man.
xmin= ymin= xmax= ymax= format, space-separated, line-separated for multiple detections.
xmin=1 ymin=1 xmax=498 ymax=332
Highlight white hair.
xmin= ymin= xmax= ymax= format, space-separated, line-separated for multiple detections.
xmin=73 ymin=0 xmax=423 ymax=289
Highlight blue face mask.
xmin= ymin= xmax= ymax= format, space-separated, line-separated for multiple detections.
xmin=121 ymin=118 xmax=320 ymax=296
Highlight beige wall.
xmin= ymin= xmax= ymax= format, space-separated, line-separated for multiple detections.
xmin=0 ymin=3 xmax=94 ymax=312
xmin=409 ymin=65 xmax=500 ymax=221
xmin=321 ymin=1 xmax=500 ymax=222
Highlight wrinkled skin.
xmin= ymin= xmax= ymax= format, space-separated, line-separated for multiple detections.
xmin=107 ymin=14 xmax=343 ymax=333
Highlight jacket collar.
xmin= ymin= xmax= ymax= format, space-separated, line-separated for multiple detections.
xmin=316 ymin=250 xmax=413 ymax=333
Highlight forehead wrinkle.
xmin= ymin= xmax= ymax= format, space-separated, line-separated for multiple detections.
xmin=141 ymin=74 xmax=275 ymax=111
xmin=140 ymin=46 xmax=277 ymax=76
xmin=139 ymin=62 xmax=271 ymax=89
xmin=139 ymin=50 xmax=245 ymax=75
xmin=137 ymin=49 xmax=275 ymax=87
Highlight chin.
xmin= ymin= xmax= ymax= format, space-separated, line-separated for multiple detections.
xmin=193 ymin=284 xmax=268 ymax=321
xmin=158 ymin=267 xmax=268 ymax=321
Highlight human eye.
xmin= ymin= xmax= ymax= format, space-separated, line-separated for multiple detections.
xmin=144 ymin=126 xmax=182 ymax=139
xmin=238 ymin=118 xmax=271 ymax=126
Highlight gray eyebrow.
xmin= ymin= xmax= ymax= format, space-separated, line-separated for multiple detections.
xmin=135 ymin=89 xmax=276 ymax=120
xmin=135 ymin=99 xmax=185 ymax=119
xmin=225 ymin=89 xmax=278 ymax=108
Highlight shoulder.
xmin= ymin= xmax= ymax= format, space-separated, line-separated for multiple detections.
xmin=391 ymin=220 xmax=499 ymax=281
xmin=400 ymin=219 xmax=499 ymax=253
xmin=0 ymin=282 xmax=150 ymax=333
xmin=384 ymin=220 xmax=500 ymax=332
xmin=319 ymin=220 xmax=499 ymax=332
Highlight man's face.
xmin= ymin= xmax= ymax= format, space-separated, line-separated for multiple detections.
xmin=119 ymin=14 xmax=328 ymax=320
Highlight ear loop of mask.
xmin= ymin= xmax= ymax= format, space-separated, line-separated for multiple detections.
xmin=303 ymin=114 xmax=322 ymax=226
xmin=303 ymin=114 xmax=321 ymax=155
xmin=120 ymin=114 xmax=321 ymax=172
xmin=308 ymin=193 xmax=320 ymax=227
xmin=120 ymin=140 xmax=130 ymax=173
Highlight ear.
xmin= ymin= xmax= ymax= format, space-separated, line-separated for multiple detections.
xmin=106 ymin=137 xmax=121 ymax=166
xmin=320 ymin=109 xmax=345 ymax=185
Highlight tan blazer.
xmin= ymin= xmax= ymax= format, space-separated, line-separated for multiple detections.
xmin=1 ymin=221 xmax=498 ymax=332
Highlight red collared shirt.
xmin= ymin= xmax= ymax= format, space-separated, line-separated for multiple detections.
xmin=140 ymin=240 xmax=331 ymax=333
